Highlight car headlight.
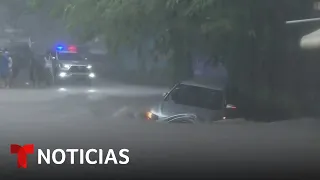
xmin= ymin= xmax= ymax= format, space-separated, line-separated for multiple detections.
xmin=146 ymin=111 xmax=158 ymax=120
xmin=59 ymin=72 xmax=67 ymax=78
xmin=60 ymin=64 xmax=71 ymax=70
xmin=88 ymin=73 xmax=95 ymax=78
xmin=87 ymin=65 xmax=92 ymax=69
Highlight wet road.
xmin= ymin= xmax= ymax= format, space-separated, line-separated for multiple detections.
xmin=0 ymin=81 xmax=320 ymax=179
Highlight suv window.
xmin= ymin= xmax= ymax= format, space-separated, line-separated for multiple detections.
xmin=170 ymin=84 xmax=224 ymax=110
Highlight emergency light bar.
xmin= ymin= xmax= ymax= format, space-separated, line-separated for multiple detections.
xmin=58 ymin=51 xmax=77 ymax=54
xmin=56 ymin=45 xmax=77 ymax=52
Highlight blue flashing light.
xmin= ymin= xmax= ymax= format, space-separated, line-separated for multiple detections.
xmin=56 ymin=46 xmax=64 ymax=51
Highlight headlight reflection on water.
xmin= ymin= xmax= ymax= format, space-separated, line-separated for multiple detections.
xmin=58 ymin=88 xmax=67 ymax=92
xmin=58 ymin=87 xmax=97 ymax=93
xmin=57 ymin=87 xmax=98 ymax=94
xmin=88 ymin=89 xmax=96 ymax=93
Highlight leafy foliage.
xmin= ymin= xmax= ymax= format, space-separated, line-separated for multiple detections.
xmin=29 ymin=0 xmax=244 ymax=51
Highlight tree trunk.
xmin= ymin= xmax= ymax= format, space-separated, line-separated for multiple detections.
xmin=170 ymin=29 xmax=193 ymax=84
xmin=137 ymin=44 xmax=146 ymax=73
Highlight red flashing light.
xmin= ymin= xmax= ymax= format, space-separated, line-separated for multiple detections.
xmin=68 ymin=45 xmax=77 ymax=52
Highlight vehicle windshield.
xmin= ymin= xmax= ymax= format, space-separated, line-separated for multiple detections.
xmin=170 ymin=84 xmax=223 ymax=110
xmin=57 ymin=53 xmax=84 ymax=60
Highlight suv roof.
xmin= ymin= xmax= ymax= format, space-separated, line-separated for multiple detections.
xmin=181 ymin=79 xmax=224 ymax=91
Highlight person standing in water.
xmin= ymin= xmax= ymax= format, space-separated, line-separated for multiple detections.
xmin=0 ymin=48 xmax=13 ymax=88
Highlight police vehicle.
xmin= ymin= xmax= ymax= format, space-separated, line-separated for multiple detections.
xmin=46 ymin=45 xmax=95 ymax=85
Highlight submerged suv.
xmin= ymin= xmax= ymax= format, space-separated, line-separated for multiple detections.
xmin=146 ymin=79 xmax=237 ymax=123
